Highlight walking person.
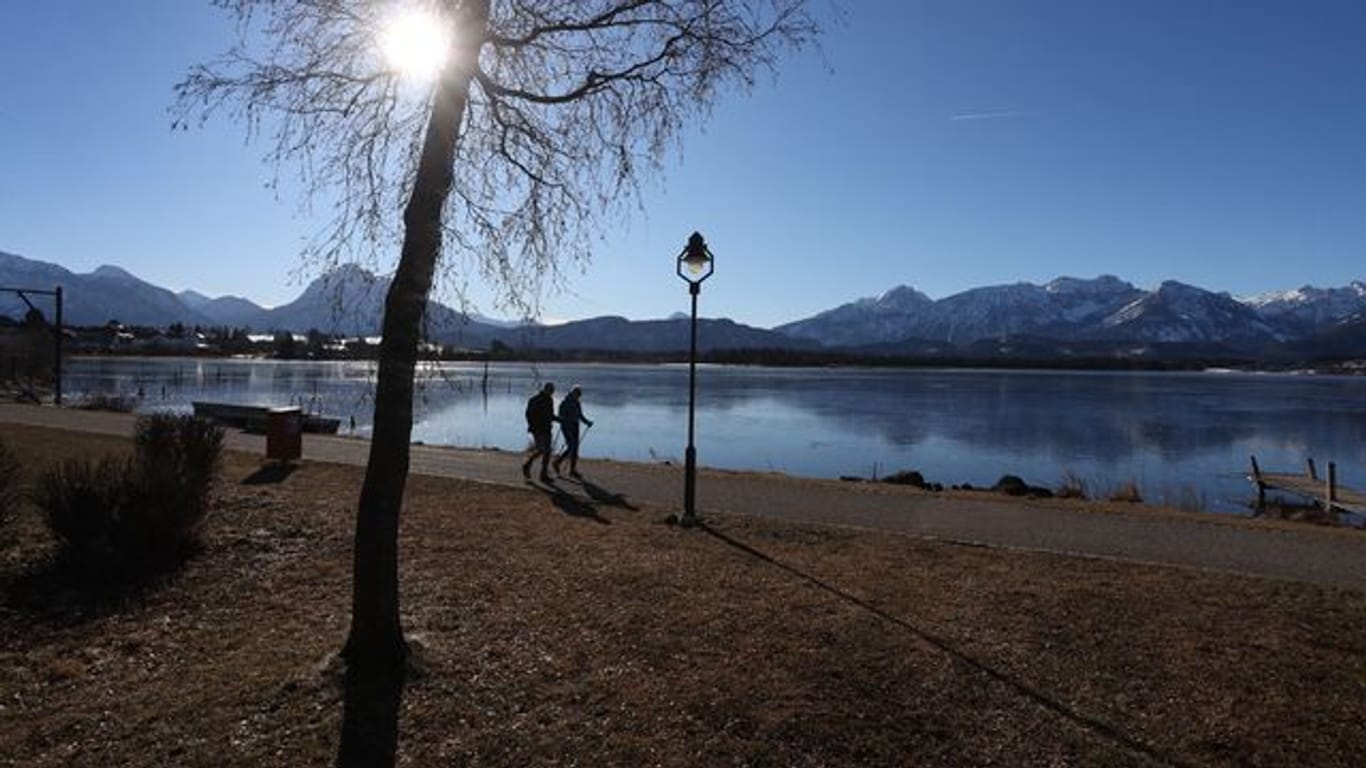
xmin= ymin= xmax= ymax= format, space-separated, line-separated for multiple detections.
xmin=522 ymin=382 xmax=557 ymax=482
xmin=553 ymin=385 xmax=594 ymax=478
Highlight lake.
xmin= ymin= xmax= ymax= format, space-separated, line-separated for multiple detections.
xmin=64 ymin=357 xmax=1366 ymax=514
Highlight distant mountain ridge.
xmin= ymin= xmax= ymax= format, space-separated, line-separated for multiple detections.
xmin=776 ymin=274 xmax=1366 ymax=355
xmin=3 ymin=248 xmax=1364 ymax=359
xmin=0 ymin=251 xmax=213 ymax=327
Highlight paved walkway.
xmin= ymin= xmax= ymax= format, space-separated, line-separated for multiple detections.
xmin=5 ymin=403 xmax=1366 ymax=591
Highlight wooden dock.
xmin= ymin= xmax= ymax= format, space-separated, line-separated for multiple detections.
xmin=1249 ymin=456 xmax=1366 ymax=516
xmin=191 ymin=401 xmax=341 ymax=435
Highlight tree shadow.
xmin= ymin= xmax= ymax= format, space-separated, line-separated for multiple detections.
xmin=697 ymin=523 xmax=1190 ymax=768
xmin=241 ymin=462 xmax=298 ymax=485
xmin=336 ymin=658 xmax=406 ymax=767
xmin=529 ymin=480 xmax=611 ymax=525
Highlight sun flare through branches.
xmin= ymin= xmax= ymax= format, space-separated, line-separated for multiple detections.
xmin=380 ymin=6 xmax=452 ymax=81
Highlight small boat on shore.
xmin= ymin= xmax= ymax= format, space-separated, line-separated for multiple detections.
xmin=191 ymin=401 xmax=341 ymax=434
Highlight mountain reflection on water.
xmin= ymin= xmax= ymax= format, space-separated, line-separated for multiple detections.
xmin=66 ymin=358 xmax=1366 ymax=514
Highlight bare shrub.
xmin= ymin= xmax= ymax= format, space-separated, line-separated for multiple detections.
xmin=33 ymin=456 xmax=131 ymax=575
xmin=134 ymin=413 xmax=225 ymax=515
xmin=74 ymin=392 xmax=138 ymax=413
xmin=1107 ymin=480 xmax=1144 ymax=504
xmin=33 ymin=414 xmax=225 ymax=580
xmin=1056 ymin=471 xmax=1089 ymax=500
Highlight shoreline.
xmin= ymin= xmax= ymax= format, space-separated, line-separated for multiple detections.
xmin=4 ymin=406 xmax=1366 ymax=589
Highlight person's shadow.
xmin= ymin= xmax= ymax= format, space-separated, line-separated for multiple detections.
xmin=528 ymin=478 xmax=614 ymax=525
xmin=578 ymin=478 xmax=639 ymax=511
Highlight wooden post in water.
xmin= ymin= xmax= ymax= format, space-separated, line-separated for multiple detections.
xmin=1250 ymin=455 xmax=1265 ymax=511
xmin=1327 ymin=461 xmax=1338 ymax=510
xmin=1306 ymin=457 xmax=1318 ymax=480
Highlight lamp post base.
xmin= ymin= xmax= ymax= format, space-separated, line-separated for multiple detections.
xmin=681 ymin=445 xmax=698 ymax=527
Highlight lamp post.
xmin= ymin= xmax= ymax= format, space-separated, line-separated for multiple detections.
xmin=676 ymin=231 xmax=714 ymax=527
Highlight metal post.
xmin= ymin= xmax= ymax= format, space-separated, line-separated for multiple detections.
xmin=1327 ymin=461 xmax=1337 ymax=508
xmin=53 ymin=285 xmax=63 ymax=406
xmin=682 ymin=282 xmax=700 ymax=527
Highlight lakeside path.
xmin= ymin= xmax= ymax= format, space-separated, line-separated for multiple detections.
xmin=5 ymin=402 xmax=1365 ymax=591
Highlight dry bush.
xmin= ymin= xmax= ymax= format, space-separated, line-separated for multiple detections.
xmin=1056 ymin=471 xmax=1089 ymax=500
xmin=32 ymin=414 xmax=224 ymax=581
xmin=1107 ymin=480 xmax=1144 ymax=504
xmin=74 ymin=392 xmax=138 ymax=413
xmin=33 ymin=455 xmax=131 ymax=575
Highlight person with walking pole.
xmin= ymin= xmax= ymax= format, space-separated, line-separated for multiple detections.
xmin=522 ymin=382 xmax=557 ymax=482
xmin=552 ymin=385 xmax=594 ymax=478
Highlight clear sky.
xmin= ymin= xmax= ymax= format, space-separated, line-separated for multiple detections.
xmin=3 ymin=1 xmax=1365 ymax=329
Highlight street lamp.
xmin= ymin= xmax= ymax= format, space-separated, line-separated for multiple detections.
xmin=676 ymin=231 xmax=714 ymax=526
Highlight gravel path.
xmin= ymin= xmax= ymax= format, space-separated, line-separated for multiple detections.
xmin=6 ymin=402 xmax=1365 ymax=591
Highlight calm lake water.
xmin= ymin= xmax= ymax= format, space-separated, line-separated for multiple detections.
xmin=65 ymin=357 xmax=1366 ymax=514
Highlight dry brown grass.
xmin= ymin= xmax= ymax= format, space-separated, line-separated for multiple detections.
xmin=2 ymin=422 xmax=1365 ymax=766
xmin=1106 ymin=479 xmax=1145 ymax=504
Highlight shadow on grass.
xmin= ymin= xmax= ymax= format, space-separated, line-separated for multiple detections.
xmin=528 ymin=480 xmax=612 ymax=525
xmin=241 ymin=462 xmax=298 ymax=485
xmin=336 ymin=658 xmax=406 ymax=768
xmin=698 ymin=522 xmax=1195 ymax=768
xmin=578 ymin=478 xmax=639 ymax=511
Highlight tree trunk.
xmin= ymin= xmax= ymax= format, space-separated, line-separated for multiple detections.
xmin=341 ymin=0 xmax=491 ymax=669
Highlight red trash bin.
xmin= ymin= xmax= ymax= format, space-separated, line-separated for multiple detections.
xmin=266 ymin=407 xmax=302 ymax=462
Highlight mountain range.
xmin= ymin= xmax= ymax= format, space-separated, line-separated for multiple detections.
xmin=776 ymin=275 xmax=1366 ymax=360
xmin=3 ymin=249 xmax=1364 ymax=360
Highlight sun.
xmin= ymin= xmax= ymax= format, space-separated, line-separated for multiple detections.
xmin=380 ymin=8 xmax=451 ymax=80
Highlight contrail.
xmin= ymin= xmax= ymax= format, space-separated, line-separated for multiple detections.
xmin=951 ymin=109 xmax=1029 ymax=122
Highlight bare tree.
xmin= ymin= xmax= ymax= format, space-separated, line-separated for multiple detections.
xmin=176 ymin=0 xmax=819 ymax=678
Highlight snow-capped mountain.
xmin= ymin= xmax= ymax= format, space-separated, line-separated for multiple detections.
xmin=918 ymin=276 xmax=1143 ymax=344
xmin=778 ymin=275 xmax=1362 ymax=352
xmin=1096 ymin=281 xmax=1282 ymax=346
xmin=1241 ymin=282 xmax=1366 ymax=336
xmin=777 ymin=275 xmax=1142 ymax=347
xmin=775 ymin=285 xmax=933 ymax=346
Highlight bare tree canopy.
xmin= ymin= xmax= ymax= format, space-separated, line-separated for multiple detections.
xmin=176 ymin=0 xmax=820 ymax=315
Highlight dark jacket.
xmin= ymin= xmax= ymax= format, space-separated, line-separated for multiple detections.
xmin=557 ymin=396 xmax=592 ymax=436
xmin=525 ymin=391 xmax=555 ymax=433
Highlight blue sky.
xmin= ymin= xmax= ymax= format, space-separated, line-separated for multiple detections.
xmin=3 ymin=1 xmax=1365 ymax=328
